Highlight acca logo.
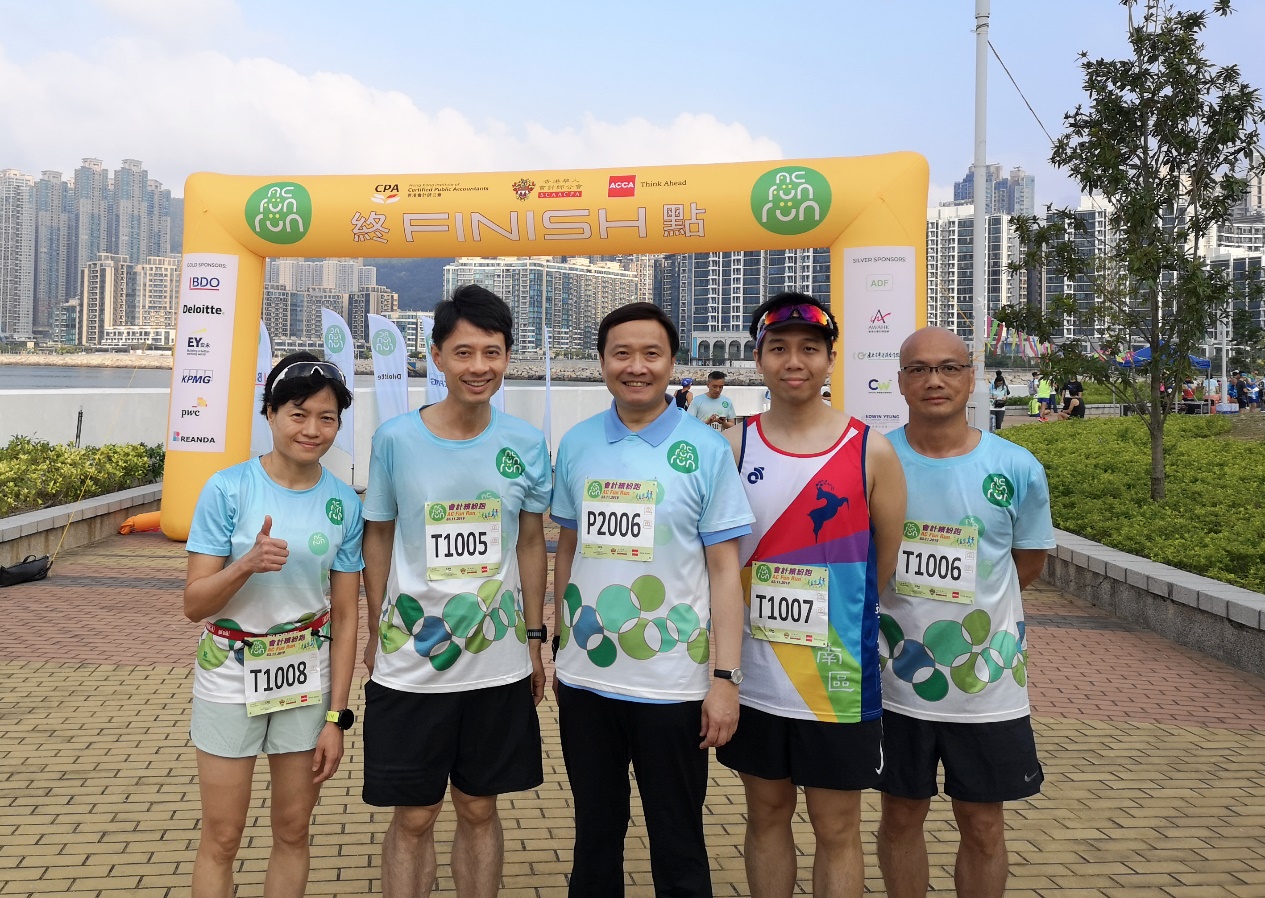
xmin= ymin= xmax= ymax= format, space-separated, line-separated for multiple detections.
xmin=608 ymin=175 xmax=636 ymax=197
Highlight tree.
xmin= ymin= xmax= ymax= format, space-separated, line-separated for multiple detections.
xmin=999 ymin=0 xmax=1265 ymax=500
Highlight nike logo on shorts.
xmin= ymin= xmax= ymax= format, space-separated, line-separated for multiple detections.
xmin=1024 ymin=771 xmax=1039 ymax=782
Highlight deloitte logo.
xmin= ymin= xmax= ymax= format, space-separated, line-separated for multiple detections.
xmin=373 ymin=328 xmax=396 ymax=355
xmin=750 ymin=166 xmax=832 ymax=236
xmin=325 ymin=325 xmax=346 ymax=353
xmin=245 ymin=182 xmax=312 ymax=245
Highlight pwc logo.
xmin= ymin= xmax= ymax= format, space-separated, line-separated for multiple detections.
xmin=608 ymin=175 xmax=636 ymax=198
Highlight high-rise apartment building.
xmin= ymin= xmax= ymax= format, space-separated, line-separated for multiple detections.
xmin=32 ymin=171 xmax=72 ymax=337
xmin=80 ymin=252 xmax=130 ymax=346
xmin=74 ymin=159 xmax=110 ymax=277
xmin=951 ymin=164 xmax=1035 ymax=216
xmin=0 ymin=169 xmax=36 ymax=340
xmin=135 ymin=254 xmax=182 ymax=329
xmin=926 ymin=204 xmax=1026 ymax=339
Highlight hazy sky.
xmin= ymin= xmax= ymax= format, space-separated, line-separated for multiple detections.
xmin=2 ymin=0 xmax=1263 ymax=208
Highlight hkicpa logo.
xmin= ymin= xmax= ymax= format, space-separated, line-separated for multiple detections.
xmin=326 ymin=498 xmax=344 ymax=526
xmin=667 ymin=440 xmax=699 ymax=473
xmin=428 ymin=504 xmax=448 ymax=523
xmin=373 ymin=328 xmax=397 ymax=355
xmin=324 ymin=325 xmax=346 ymax=353
xmin=755 ymin=563 xmax=773 ymax=584
xmin=982 ymin=473 xmax=1015 ymax=508
xmin=245 ymin=182 xmax=312 ymax=245
xmin=308 ymin=532 xmax=330 ymax=555
xmin=496 ymin=447 xmax=524 ymax=479
xmin=511 ymin=178 xmax=536 ymax=201
xmin=750 ymin=166 xmax=832 ymax=236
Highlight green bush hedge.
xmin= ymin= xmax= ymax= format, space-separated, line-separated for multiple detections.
xmin=0 ymin=437 xmax=164 ymax=517
xmin=1000 ymin=416 xmax=1264 ymax=593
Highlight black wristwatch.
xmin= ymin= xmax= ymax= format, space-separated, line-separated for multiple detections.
xmin=526 ymin=624 xmax=548 ymax=642
xmin=714 ymin=667 xmax=744 ymax=685
xmin=325 ymin=708 xmax=355 ymax=730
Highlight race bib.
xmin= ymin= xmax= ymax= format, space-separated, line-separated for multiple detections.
xmin=425 ymin=499 xmax=503 ymax=580
xmin=749 ymin=562 xmax=830 ymax=645
xmin=893 ymin=520 xmax=978 ymax=603
xmin=243 ymin=629 xmax=323 ymax=716
xmin=581 ymin=479 xmax=658 ymax=561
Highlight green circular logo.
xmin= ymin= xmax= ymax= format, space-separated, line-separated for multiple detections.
xmin=373 ymin=328 xmax=396 ymax=355
xmin=326 ymin=498 xmax=344 ymax=526
xmin=428 ymin=504 xmax=448 ymax=523
xmin=308 ymin=532 xmax=330 ymax=555
xmin=496 ymin=447 xmax=524 ymax=479
xmin=982 ymin=473 xmax=1016 ymax=508
xmin=750 ymin=166 xmax=832 ymax=235
xmin=959 ymin=514 xmax=986 ymax=537
xmin=667 ymin=440 xmax=700 ymax=474
xmin=755 ymin=563 xmax=773 ymax=583
xmin=245 ymin=181 xmax=312 ymax=245
xmin=476 ymin=489 xmax=500 ymax=501
xmin=324 ymin=324 xmax=346 ymax=354
xmin=586 ymin=480 xmax=604 ymax=499
xmin=248 ymin=640 xmax=268 ymax=658
xmin=902 ymin=521 xmax=920 ymax=540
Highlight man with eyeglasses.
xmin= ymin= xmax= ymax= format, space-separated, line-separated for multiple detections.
xmin=716 ymin=292 xmax=906 ymax=898
xmin=877 ymin=327 xmax=1055 ymax=898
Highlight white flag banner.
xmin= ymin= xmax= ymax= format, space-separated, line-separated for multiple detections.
xmin=368 ymin=314 xmax=409 ymax=424
xmin=250 ymin=320 xmax=273 ymax=455
xmin=542 ymin=326 xmax=553 ymax=457
xmin=320 ymin=308 xmax=356 ymax=460
xmin=421 ymin=316 xmax=447 ymax=405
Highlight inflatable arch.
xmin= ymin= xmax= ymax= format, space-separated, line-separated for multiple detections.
xmin=164 ymin=153 xmax=928 ymax=540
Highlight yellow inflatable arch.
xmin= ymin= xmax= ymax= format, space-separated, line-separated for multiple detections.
xmin=163 ymin=154 xmax=928 ymax=539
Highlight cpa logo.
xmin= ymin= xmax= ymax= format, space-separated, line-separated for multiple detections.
xmin=747 ymin=466 xmax=765 ymax=485
xmin=372 ymin=183 xmax=400 ymax=204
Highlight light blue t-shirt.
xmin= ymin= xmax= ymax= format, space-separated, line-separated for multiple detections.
xmin=690 ymin=392 xmax=736 ymax=429
xmin=187 ymin=458 xmax=364 ymax=703
xmin=880 ymin=428 xmax=1055 ymax=722
xmin=363 ymin=407 xmax=552 ymax=693
xmin=552 ymin=401 xmax=754 ymax=701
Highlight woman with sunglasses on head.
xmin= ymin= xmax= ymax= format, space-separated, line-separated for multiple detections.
xmin=183 ymin=352 xmax=363 ymax=898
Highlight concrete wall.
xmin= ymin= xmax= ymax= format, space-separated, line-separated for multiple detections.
xmin=0 ymin=484 xmax=161 ymax=568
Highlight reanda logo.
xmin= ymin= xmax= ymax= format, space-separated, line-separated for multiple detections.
xmin=245 ymin=182 xmax=312 ymax=245
xmin=181 ymin=369 xmax=213 ymax=384
xmin=372 ymin=184 xmax=400 ymax=204
xmin=188 ymin=277 xmax=220 ymax=291
xmin=171 ymin=431 xmax=217 ymax=444
xmin=750 ymin=166 xmax=832 ymax=236
xmin=608 ymin=175 xmax=636 ymax=197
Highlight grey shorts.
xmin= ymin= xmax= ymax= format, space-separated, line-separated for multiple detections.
xmin=190 ymin=694 xmax=331 ymax=758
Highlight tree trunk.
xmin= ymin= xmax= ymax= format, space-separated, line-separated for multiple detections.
xmin=1149 ymin=373 xmax=1166 ymax=501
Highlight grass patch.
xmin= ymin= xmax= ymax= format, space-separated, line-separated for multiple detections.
xmin=1000 ymin=415 xmax=1264 ymax=593
xmin=0 ymin=437 xmax=164 ymax=517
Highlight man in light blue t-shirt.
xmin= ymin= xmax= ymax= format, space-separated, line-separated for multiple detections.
xmin=689 ymin=370 xmax=737 ymax=431
xmin=552 ymin=302 xmax=754 ymax=898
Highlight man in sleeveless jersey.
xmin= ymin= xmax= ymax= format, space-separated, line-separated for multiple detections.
xmin=361 ymin=286 xmax=551 ymax=898
xmin=877 ymin=327 xmax=1055 ymax=898
xmin=552 ymin=302 xmax=754 ymax=897
xmin=716 ymin=292 xmax=906 ymax=898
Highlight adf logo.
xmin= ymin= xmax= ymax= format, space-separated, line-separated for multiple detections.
xmin=324 ymin=324 xmax=346 ymax=353
xmin=496 ymin=447 xmax=524 ymax=479
xmin=373 ymin=328 xmax=397 ymax=355
xmin=511 ymin=178 xmax=536 ymax=201
xmin=667 ymin=440 xmax=699 ymax=474
xmin=245 ymin=182 xmax=312 ymax=245
xmin=750 ymin=166 xmax=832 ymax=236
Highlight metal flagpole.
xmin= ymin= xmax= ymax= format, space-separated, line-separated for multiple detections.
xmin=971 ymin=0 xmax=992 ymax=430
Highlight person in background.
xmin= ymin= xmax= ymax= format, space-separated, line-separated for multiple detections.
xmin=675 ymin=377 xmax=695 ymax=410
xmin=988 ymin=372 xmax=1010 ymax=433
xmin=691 ymin=371 xmax=738 ymax=431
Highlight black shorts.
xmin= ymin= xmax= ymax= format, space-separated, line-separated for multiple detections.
xmin=877 ymin=710 xmax=1042 ymax=803
xmin=716 ymin=704 xmax=884 ymax=791
xmin=362 ymin=676 xmax=543 ymax=808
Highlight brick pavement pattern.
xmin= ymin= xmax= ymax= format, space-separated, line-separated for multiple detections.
xmin=2 ymin=533 xmax=1264 ymax=896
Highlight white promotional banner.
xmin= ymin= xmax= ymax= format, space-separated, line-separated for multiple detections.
xmin=168 ymin=254 xmax=240 ymax=453
xmin=421 ymin=316 xmax=447 ymax=405
xmin=368 ymin=313 xmax=409 ymax=424
xmin=842 ymin=246 xmax=916 ymax=433
xmin=320 ymin=308 xmax=356 ymax=460
xmin=250 ymin=320 xmax=273 ymax=455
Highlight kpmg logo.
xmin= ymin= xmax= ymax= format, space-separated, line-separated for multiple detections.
xmin=245 ymin=182 xmax=312 ymax=245
xmin=608 ymin=175 xmax=636 ymax=197
xmin=181 ymin=368 xmax=213 ymax=384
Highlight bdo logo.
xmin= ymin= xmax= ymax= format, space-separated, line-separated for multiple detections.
xmin=325 ymin=325 xmax=346 ymax=353
xmin=755 ymin=563 xmax=773 ymax=584
xmin=326 ymin=498 xmax=344 ymax=526
xmin=586 ymin=480 xmax=604 ymax=499
xmin=750 ymin=166 xmax=832 ymax=236
xmin=667 ymin=440 xmax=699 ymax=474
xmin=245 ymin=182 xmax=312 ymax=245
xmin=428 ymin=504 xmax=448 ymax=523
xmin=496 ymin=447 xmax=524 ymax=479
xmin=372 ymin=328 xmax=396 ymax=355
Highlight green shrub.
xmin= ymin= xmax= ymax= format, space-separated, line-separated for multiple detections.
xmin=1000 ymin=416 xmax=1264 ymax=592
xmin=0 ymin=437 xmax=165 ymax=517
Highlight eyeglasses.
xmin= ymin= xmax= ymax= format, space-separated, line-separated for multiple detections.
xmin=274 ymin=360 xmax=347 ymax=385
xmin=900 ymin=363 xmax=972 ymax=379
xmin=754 ymin=302 xmax=837 ymax=345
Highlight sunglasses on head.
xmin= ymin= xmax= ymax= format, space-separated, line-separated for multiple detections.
xmin=755 ymin=302 xmax=837 ymax=345
xmin=274 ymin=360 xmax=347 ymax=386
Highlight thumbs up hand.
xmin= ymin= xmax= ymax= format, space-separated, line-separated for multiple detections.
xmin=246 ymin=515 xmax=289 ymax=573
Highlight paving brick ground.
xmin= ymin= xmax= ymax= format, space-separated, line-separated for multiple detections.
xmin=2 ymin=533 xmax=1264 ymax=896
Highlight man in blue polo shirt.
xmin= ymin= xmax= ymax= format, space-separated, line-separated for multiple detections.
xmin=552 ymin=302 xmax=755 ymax=898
